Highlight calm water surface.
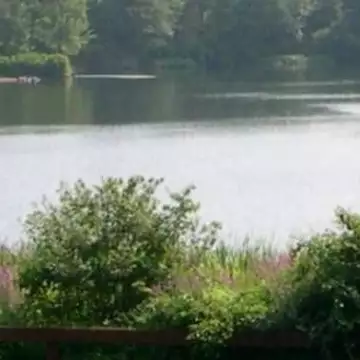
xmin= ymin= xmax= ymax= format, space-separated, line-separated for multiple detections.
xmin=2 ymin=76 xmax=360 ymax=246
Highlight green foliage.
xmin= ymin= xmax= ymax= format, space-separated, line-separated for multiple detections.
xmin=0 ymin=0 xmax=90 ymax=57
xmin=199 ymin=0 xmax=296 ymax=70
xmin=0 ymin=52 xmax=72 ymax=78
xmin=131 ymin=284 xmax=272 ymax=359
xmin=1 ymin=0 xmax=360 ymax=73
xmin=284 ymin=208 xmax=360 ymax=354
xmin=3 ymin=176 xmax=360 ymax=359
xmin=135 ymin=285 xmax=271 ymax=338
xmin=80 ymin=0 xmax=360 ymax=74
xmin=83 ymin=0 xmax=184 ymax=71
xmin=17 ymin=176 xmax=220 ymax=326
xmin=30 ymin=0 xmax=90 ymax=56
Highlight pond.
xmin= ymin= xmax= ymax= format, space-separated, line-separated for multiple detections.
xmin=2 ymin=75 xmax=360 ymax=247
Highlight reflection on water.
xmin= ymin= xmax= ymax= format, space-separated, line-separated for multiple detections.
xmin=264 ymin=80 xmax=360 ymax=88
xmin=1 ymin=76 xmax=360 ymax=247
xmin=315 ymin=102 xmax=360 ymax=115
xmin=197 ymin=92 xmax=360 ymax=100
xmin=74 ymin=74 xmax=157 ymax=79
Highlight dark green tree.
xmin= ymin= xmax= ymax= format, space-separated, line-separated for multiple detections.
xmin=0 ymin=0 xmax=90 ymax=56
xmin=85 ymin=0 xmax=183 ymax=71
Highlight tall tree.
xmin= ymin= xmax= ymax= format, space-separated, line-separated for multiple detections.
xmin=0 ymin=0 xmax=90 ymax=56
xmin=0 ymin=0 xmax=32 ymax=55
xmin=31 ymin=0 xmax=90 ymax=55
xmin=85 ymin=0 xmax=183 ymax=70
xmin=200 ymin=0 xmax=296 ymax=70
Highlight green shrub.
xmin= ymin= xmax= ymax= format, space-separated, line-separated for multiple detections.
xmin=130 ymin=284 xmax=272 ymax=359
xmin=135 ymin=284 xmax=271 ymax=335
xmin=16 ymin=176 xmax=220 ymax=326
xmin=286 ymin=208 xmax=360 ymax=355
xmin=0 ymin=53 xmax=72 ymax=79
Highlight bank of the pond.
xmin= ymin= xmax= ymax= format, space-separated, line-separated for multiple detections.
xmin=0 ymin=52 xmax=351 ymax=82
xmin=0 ymin=53 xmax=72 ymax=79
xmin=152 ymin=54 xmax=337 ymax=77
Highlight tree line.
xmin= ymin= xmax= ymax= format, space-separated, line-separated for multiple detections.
xmin=0 ymin=0 xmax=359 ymax=72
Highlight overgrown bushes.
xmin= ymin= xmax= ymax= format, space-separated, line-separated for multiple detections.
xmin=0 ymin=177 xmax=360 ymax=359
xmin=0 ymin=53 xmax=72 ymax=79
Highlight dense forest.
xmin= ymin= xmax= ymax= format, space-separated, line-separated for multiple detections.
xmin=0 ymin=0 xmax=359 ymax=73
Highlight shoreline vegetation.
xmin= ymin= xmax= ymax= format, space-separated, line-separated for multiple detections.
xmin=0 ymin=52 xmax=352 ymax=81
xmin=0 ymin=176 xmax=359 ymax=359
xmin=0 ymin=0 xmax=360 ymax=79
xmin=0 ymin=52 xmax=351 ymax=80
xmin=0 ymin=53 xmax=72 ymax=79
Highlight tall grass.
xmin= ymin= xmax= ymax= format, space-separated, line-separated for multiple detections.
xmin=0 ymin=239 xmax=293 ymax=306
xmin=0 ymin=242 xmax=32 ymax=308
xmin=166 ymin=240 xmax=292 ymax=294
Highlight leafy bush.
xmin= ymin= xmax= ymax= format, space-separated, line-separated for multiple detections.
xmin=285 ymin=208 xmax=360 ymax=355
xmin=129 ymin=284 xmax=272 ymax=360
xmin=16 ymin=176 xmax=220 ymax=326
xmin=0 ymin=53 xmax=72 ymax=79
xmin=135 ymin=284 xmax=271 ymax=337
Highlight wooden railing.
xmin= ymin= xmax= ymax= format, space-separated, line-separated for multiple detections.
xmin=0 ymin=327 xmax=312 ymax=360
